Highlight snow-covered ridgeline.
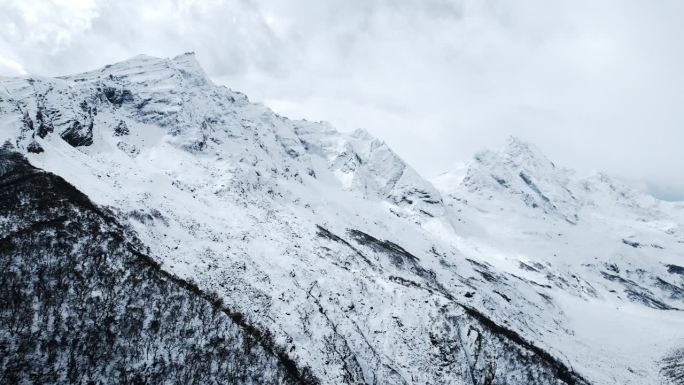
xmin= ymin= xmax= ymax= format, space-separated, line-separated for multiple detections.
xmin=1 ymin=53 xmax=682 ymax=385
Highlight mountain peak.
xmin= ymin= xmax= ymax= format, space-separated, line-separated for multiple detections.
xmin=500 ymin=136 xmax=554 ymax=169
xmin=169 ymin=52 xmax=209 ymax=81
xmin=468 ymin=136 xmax=558 ymax=185
xmin=349 ymin=127 xmax=374 ymax=142
xmin=453 ymin=137 xmax=582 ymax=222
xmin=61 ymin=52 xmax=211 ymax=87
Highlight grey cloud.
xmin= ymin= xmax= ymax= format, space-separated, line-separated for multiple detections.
xmin=1 ymin=0 xmax=682 ymax=200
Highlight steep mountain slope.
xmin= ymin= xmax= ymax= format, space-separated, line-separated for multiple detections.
xmin=0 ymin=146 xmax=316 ymax=385
xmin=0 ymin=53 xmax=681 ymax=384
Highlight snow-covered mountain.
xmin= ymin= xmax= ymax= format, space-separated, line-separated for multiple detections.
xmin=1 ymin=53 xmax=682 ymax=385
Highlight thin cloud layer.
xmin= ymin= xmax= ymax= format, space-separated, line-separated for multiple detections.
xmin=1 ymin=0 xmax=682 ymax=199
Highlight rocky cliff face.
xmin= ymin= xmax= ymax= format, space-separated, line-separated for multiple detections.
xmin=0 ymin=53 xmax=681 ymax=385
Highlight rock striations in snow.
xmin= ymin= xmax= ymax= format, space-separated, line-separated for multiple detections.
xmin=1 ymin=53 xmax=682 ymax=385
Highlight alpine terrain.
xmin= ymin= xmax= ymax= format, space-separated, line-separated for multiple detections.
xmin=0 ymin=53 xmax=682 ymax=385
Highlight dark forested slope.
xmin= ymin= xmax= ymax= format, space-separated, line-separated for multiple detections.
xmin=0 ymin=146 xmax=316 ymax=385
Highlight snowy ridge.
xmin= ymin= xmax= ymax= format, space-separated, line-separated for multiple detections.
xmin=0 ymin=53 xmax=682 ymax=385
xmin=455 ymin=137 xmax=581 ymax=224
xmin=436 ymin=137 xmax=684 ymax=384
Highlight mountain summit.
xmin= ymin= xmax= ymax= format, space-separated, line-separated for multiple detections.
xmin=1 ymin=54 xmax=682 ymax=385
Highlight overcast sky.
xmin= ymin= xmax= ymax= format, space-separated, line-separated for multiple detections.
xmin=1 ymin=0 xmax=683 ymax=200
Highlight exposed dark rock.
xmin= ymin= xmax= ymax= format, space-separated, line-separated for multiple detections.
xmin=606 ymin=263 xmax=620 ymax=273
xmin=21 ymin=110 xmax=34 ymax=132
xmin=661 ymin=348 xmax=684 ymax=385
xmin=492 ymin=175 xmax=509 ymax=188
xmin=388 ymin=275 xmax=423 ymax=289
xmin=519 ymin=171 xmax=551 ymax=203
xmin=624 ymin=290 xmax=675 ymax=310
xmin=466 ymin=259 xmax=491 ymax=270
xmin=601 ymin=272 xmax=676 ymax=310
xmin=347 ymin=229 xmax=420 ymax=269
xmin=60 ymin=120 xmax=93 ymax=147
xmin=519 ymin=261 xmax=539 ymax=272
xmin=654 ymin=278 xmax=684 ymax=300
xmin=493 ymin=290 xmax=512 ymax=302
xmin=477 ymin=270 xmax=499 ymax=283
xmin=315 ymin=225 xmax=374 ymax=267
xmin=113 ymin=120 xmax=129 ymax=136
xmin=622 ymin=239 xmax=641 ymax=248
xmin=35 ymin=109 xmax=54 ymax=138
xmin=26 ymin=140 xmax=43 ymax=154
xmin=346 ymin=229 xmax=438 ymax=284
xmin=103 ymin=87 xmax=134 ymax=106
xmin=667 ymin=264 xmax=684 ymax=276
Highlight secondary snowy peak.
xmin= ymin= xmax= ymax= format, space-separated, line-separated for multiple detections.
xmin=442 ymin=136 xmax=682 ymax=226
xmin=454 ymin=136 xmax=579 ymax=223
xmin=495 ymin=136 xmax=557 ymax=170
xmin=296 ymin=124 xmax=443 ymax=217
xmin=435 ymin=136 xmax=684 ymax=311
xmin=465 ymin=137 xmax=570 ymax=190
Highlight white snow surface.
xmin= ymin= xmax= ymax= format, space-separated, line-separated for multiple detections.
xmin=1 ymin=53 xmax=682 ymax=385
